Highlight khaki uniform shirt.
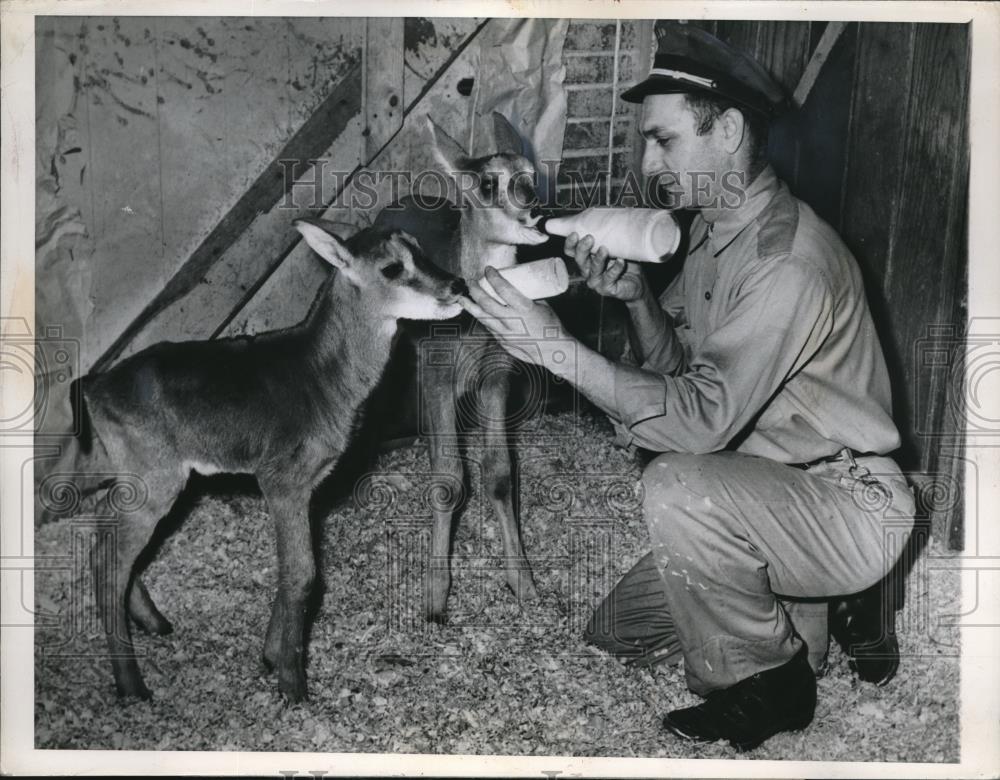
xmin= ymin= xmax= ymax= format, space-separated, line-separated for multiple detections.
xmin=610 ymin=165 xmax=900 ymax=463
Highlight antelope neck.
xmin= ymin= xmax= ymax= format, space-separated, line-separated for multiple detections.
xmin=308 ymin=277 xmax=398 ymax=385
xmin=458 ymin=221 xmax=518 ymax=280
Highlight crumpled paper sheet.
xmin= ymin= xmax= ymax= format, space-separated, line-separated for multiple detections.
xmin=34 ymin=37 xmax=93 ymax=444
xmin=467 ymin=18 xmax=569 ymax=202
xmin=35 ymin=49 xmax=92 ymax=333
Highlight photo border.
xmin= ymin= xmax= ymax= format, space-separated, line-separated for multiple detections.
xmin=3 ymin=1 xmax=998 ymax=776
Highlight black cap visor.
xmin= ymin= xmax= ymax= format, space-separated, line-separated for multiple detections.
xmin=621 ymin=51 xmax=785 ymax=117
xmin=621 ymin=76 xmax=777 ymax=117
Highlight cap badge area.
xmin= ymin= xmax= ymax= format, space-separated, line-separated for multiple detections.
xmin=648 ymin=68 xmax=717 ymax=90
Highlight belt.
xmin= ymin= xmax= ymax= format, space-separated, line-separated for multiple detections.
xmin=788 ymin=447 xmax=873 ymax=471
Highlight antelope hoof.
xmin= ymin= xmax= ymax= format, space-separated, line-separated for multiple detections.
xmin=425 ymin=570 xmax=451 ymax=624
xmin=116 ymin=679 xmax=153 ymax=701
xmin=261 ymin=642 xmax=282 ymax=673
xmin=425 ymin=609 xmax=448 ymax=626
xmin=278 ymin=673 xmax=308 ymax=704
xmin=507 ymin=570 xmax=539 ymax=602
xmin=134 ymin=614 xmax=173 ymax=636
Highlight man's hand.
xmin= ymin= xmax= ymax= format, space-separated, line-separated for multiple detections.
xmin=460 ymin=266 xmax=575 ymax=373
xmin=567 ymin=232 xmax=647 ymax=302
xmin=462 ymin=266 xmax=626 ymax=421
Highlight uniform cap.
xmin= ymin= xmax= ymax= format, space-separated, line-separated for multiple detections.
xmin=621 ymin=22 xmax=787 ymax=116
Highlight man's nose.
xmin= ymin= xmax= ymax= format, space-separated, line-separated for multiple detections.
xmin=641 ymin=146 xmax=663 ymax=179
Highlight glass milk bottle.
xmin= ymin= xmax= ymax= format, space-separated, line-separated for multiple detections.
xmin=537 ymin=207 xmax=682 ymax=263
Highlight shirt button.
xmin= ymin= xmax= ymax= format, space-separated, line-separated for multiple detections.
xmin=704 ymin=291 xmax=712 ymax=300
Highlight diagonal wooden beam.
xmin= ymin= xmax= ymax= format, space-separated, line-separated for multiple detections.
xmin=792 ymin=21 xmax=848 ymax=107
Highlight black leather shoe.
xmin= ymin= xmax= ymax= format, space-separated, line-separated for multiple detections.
xmin=829 ymin=582 xmax=899 ymax=686
xmin=662 ymin=646 xmax=816 ymax=752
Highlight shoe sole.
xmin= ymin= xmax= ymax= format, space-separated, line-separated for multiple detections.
xmin=662 ymin=719 xmax=718 ymax=745
xmin=849 ymin=657 xmax=899 ymax=687
xmin=663 ymin=711 xmax=815 ymax=753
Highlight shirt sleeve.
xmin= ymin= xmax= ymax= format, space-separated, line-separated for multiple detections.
xmin=633 ymin=273 xmax=687 ymax=376
xmin=611 ymin=255 xmax=835 ymax=453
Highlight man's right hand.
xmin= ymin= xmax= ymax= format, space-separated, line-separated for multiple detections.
xmin=566 ymin=232 xmax=647 ymax=302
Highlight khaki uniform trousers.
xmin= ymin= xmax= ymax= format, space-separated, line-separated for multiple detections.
xmin=584 ymin=451 xmax=915 ymax=695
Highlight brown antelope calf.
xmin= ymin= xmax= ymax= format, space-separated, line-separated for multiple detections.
xmin=40 ymin=221 xmax=466 ymax=701
xmin=375 ymin=113 xmax=548 ymax=622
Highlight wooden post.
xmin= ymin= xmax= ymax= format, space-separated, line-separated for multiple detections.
xmin=363 ymin=18 xmax=406 ymax=161
xmin=630 ymin=19 xmax=656 ymax=185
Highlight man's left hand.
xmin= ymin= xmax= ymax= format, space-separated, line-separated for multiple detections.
xmin=461 ymin=266 xmax=572 ymax=371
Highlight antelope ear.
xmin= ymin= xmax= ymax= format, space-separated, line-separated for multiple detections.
xmin=426 ymin=115 xmax=471 ymax=178
xmin=395 ymin=230 xmax=423 ymax=250
xmin=491 ymin=112 xmax=526 ymax=157
xmin=319 ymin=219 xmax=362 ymax=240
xmin=294 ymin=218 xmax=355 ymax=269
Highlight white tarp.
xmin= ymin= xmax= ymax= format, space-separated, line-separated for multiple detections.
xmin=467 ymin=18 xmax=569 ymax=200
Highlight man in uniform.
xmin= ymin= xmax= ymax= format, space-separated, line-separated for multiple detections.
xmin=460 ymin=23 xmax=915 ymax=751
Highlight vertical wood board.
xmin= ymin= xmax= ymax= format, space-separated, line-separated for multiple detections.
xmin=839 ymin=23 xmax=915 ymax=284
xmin=364 ymin=18 xmax=405 ymax=159
xmin=787 ymin=23 xmax=858 ymax=226
xmin=882 ymin=23 xmax=969 ymax=470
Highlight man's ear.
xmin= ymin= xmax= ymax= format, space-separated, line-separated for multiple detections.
xmin=718 ymin=107 xmax=748 ymax=155
xmin=293 ymin=218 xmax=355 ymax=270
xmin=426 ymin=115 xmax=471 ymax=178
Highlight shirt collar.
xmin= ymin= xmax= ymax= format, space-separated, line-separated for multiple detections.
xmin=705 ymin=164 xmax=780 ymax=256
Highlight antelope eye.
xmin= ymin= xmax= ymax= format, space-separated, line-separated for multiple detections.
xmin=381 ymin=262 xmax=404 ymax=279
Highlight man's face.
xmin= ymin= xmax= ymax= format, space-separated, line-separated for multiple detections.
xmin=638 ymin=93 xmax=735 ymax=211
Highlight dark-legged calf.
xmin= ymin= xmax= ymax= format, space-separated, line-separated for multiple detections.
xmin=42 ymin=221 xmax=466 ymax=701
